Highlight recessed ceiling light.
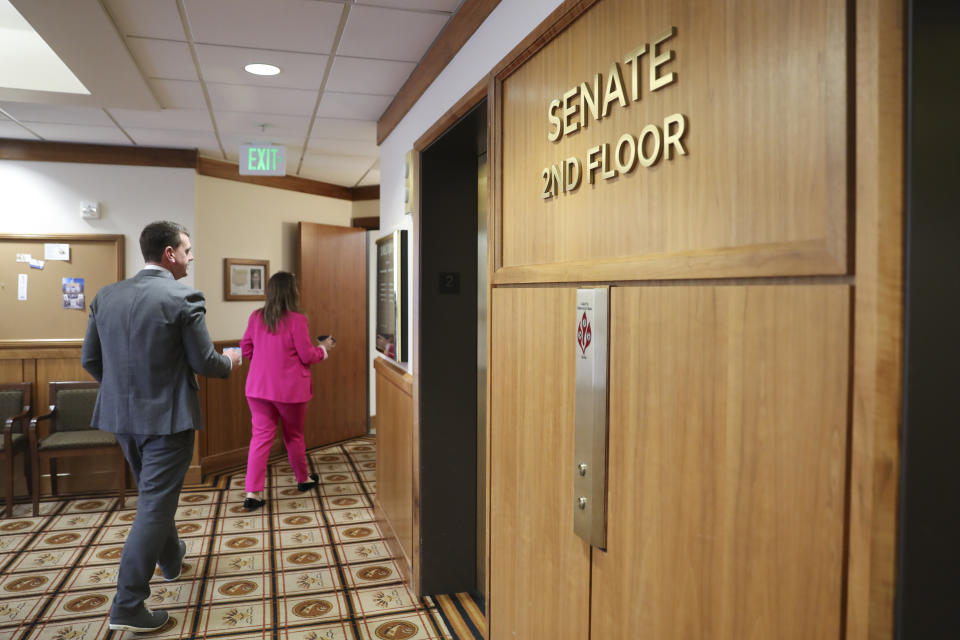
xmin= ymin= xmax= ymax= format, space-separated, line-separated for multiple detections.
xmin=244 ymin=63 xmax=281 ymax=76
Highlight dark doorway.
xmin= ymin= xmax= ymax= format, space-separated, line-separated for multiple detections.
xmin=417 ymin=100 xmax=487 ymax=596
xmin=895 ymin=1 xmax=960 ymax=638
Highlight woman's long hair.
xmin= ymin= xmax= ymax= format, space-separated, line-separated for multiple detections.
xmin=261 ymin=271 xmax=301 ymax=333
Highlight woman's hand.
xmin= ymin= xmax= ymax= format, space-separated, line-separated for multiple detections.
xmin=319 ymin=336 xmax=336 ymax=351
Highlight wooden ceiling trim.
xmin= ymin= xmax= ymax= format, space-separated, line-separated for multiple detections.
xmin=197 ymin=157 xmax=354 ymax=200
xmin=0 ymin=141 xmax=379 ymax=200
xmin=376 ymin=0 xmax=502 ymax=145
xmin=0 ymin=138 xmax=197 ymax=168
xmin=352 ymin=185 xmax=381 ymax=200
xmin=351 ymin=216 xmax=380 ymax=230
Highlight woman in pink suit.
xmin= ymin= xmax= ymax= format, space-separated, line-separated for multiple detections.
xmin=240 ymin=271 xmax=336 ymax=511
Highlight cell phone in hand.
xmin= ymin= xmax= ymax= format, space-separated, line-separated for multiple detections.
xmin=317 ymin=335 xmax=329 ymax=341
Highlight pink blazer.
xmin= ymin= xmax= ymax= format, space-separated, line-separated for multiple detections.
xmin=240 ymin=310 xmax=326 ymax=403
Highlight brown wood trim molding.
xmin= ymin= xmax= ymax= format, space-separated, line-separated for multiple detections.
xmin=0 ymin=340 xmax=82 ymax=350
xmin=2 ymin=141 xmax=381 ymax=200
xmin=377 ymin=0 xmax=502 ymax=145
xmin=0 ymin=138 xmax=197 ymax=167
xmin=353 ymin=185 xmax=380 ymax=200
xmin=374 ymin=357 xmax=413 ymax=396
xmin=352 ymin=216 xmax=380 ymax=231
xmin=200 ymin=441 xmax=286 ymax=476
xmin=415 ymin=76 xmax=488 ymax=152
xmin=197 ymin=157 xmax=354 ymax=200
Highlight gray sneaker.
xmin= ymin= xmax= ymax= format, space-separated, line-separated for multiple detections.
xmin=109 ymin=607 xmax=169 ymax=632
xmin=160 ymin=541 xmax=187 ymax=581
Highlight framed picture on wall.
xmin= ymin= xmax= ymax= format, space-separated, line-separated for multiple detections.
xmin=224 ymin=258 xmax=269 ymax=301
xmin=375 ymin=230 xmax=408 ymax=362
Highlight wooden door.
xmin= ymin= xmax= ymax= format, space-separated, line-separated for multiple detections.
xmin=489 ymin=287 xmax=590 ymax=639
xmin=592 ymin=285 xmax=851 ymax=639
xmin=298 ymin=222 xmax=367 ymax=447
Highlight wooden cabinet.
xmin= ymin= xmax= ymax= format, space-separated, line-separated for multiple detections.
xmin=373 ymin=357 xmax=416 ymax=588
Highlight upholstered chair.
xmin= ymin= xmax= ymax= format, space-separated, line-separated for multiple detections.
xmin=1 ymin=382 xmax=31 ymax=518
xmin=28 ymin=381 xmax=126 ymax=516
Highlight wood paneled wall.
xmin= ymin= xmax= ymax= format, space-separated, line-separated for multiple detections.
xmin=0 ymin=343 xmax=105 ymax=499
xmin=495 ymin=0 xmax=847 ymax=283
xmin=373 ymin=357 xmax=416 ymax=590
xmin=485 ymin=0 xmax=904 ymax=638
xmin=198 ymin=339 xmax=291 ymax=478
xmin=0 ymin=340 xmax=277 ymax=497
xmin=199 ymin=340 xmax=254 ymax=476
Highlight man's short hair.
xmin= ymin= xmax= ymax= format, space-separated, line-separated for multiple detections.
xmin=140 ymin=221 xmax=188 ymax=263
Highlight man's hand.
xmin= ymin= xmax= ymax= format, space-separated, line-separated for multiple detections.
xmin=224 ymin=347 xmax=242 ymax=369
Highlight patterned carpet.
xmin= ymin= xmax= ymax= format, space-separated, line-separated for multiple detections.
xmin=0 ymin=436 xmax=484 ymax=640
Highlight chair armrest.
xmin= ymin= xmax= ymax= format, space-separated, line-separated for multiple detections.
xmin=29 ymin=408 xmax=54 ymax=440
xmin=4 ymin=405 xmax=31 ymax=434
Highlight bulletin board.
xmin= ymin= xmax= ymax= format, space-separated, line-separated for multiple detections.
xmin=0 ymin=235 xmax=124 ymax=342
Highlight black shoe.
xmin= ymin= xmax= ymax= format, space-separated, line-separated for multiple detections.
xmin=243 ymin=497 xmax=266 ymax=511
xmin=109 ymin=607 xmax=169 ymax=632
xmin=297 ymin=473 xmax=320 ymax=492
xmin=160 ymin=540 xmax=187 ymax=581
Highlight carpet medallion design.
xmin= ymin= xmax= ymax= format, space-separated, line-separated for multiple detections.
xmin=0 ymin=437 xmax=482 ymax=640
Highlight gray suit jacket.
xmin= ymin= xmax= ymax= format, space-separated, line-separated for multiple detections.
xmin=81 ymin=268 xmax=232 ymax=435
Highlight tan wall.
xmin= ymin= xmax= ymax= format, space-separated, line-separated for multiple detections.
xmin=193 ymin=175 xmax=353 ymax=340
xmin=352 ymin=198 xmax=380 ymax=219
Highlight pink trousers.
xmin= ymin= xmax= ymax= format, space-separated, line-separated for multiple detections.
xmin=245 ymin=397 xmax=310 ymax=492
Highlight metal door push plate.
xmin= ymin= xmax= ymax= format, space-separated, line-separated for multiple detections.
xmin=573 ymin=287 xmax=609 ymax=550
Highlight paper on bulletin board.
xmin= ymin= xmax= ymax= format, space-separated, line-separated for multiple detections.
xmin=62 ymin=277 xmax=85 ymax=310
xmin=44 ymin=244 xmax=70 ymax=260
xmin=18 ymin=273 xmax=27 ymax=300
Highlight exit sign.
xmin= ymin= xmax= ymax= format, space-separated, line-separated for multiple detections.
xmin=239 ymin=144 xmax=286 ymax=176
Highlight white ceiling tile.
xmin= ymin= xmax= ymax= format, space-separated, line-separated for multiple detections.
xmin=356 ymin=0 xmax=461 ymax=11
xmin=0 ymin=121 xmax=39 ymax=139
xmin=325 ymin=56 xmax=416 ymax=95
xmin=149 ymin=79 xmax=207 ymax=109
xmin=298 ymin=152 xmax=376 ymax=186
xmin=104 ymin=0 xmax=185 ymax=40
xmin=126 ymin=38 xmax=197 ymax=81
xmin=29 ymin=123 xmax=130 ymax=145
xmin=357 ymin=168 xmax=380 ymax=187
xmin=310 ymin=117 xmax=377 ymax=142
xmin=306 ymin=137 xmax=379 ymax=158
xmin=220 ymin=131 xmax=306 ymax=151
xmin=183 ymin=0 xmax=343 ymax=54
xmin=215 ymin=111 xmax=310 ymax=140
xmin=339 ymin=5 xmax=450 ymax=62
xmin=107 ymin=107 xmax=212 ymax=131
xmin=315 ymin=92 xmax=391 ymax=121
xmin=126 ymin=127 xmax=218 ymax=149
xmin=206 ymin=83 xmax=318 ymax=116
xmin=195 ymin=44 xmax=327 ymax=89
xmin=0 ymin=102 xmax=113 ymax=126
xmin=198 ymin=148 xmax=225 ymax=161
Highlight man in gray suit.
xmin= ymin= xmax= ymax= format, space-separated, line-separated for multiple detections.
xmin=82 ymin=220 xmax=241 ymax=632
